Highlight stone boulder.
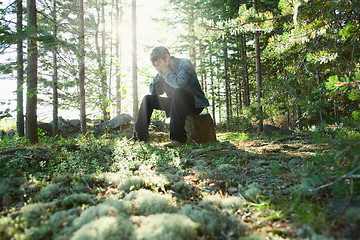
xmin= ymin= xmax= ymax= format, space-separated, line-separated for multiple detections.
xmin=37 ymin=122 xmax=53 ymax=136
xmin=185 ymin=113 xmax=216 ymax=144
xmin=263 ymin=124 xmax=293 ymax=136
xmin=94 ymin=113 xmax=133 ymax=136
xmin=52 ymin=117 xmax=82 ymax=137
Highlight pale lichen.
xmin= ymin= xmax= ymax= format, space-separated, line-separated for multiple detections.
xmin=136 ymin=213 xmax=197 ymax=240
xmin=124 ymin=189 xmax=177 ymax=215
xmin=71 ymin=216 xmax=135 ymax=240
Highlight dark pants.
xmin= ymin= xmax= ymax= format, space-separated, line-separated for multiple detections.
xmin=135 ymin=88 xmax=203 ymax=142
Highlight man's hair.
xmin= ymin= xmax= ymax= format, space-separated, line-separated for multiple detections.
xmin=150 ymin=46 xmax=170 ymax=63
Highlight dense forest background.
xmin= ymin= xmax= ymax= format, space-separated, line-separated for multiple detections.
xmin=0 ymin=0 xmax=359 ymax=142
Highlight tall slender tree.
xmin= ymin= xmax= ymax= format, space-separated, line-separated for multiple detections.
xmin=101 ymin=0 xmax=108 ymax=120
xmin=79 ymin=0 xmax=86 ymax=134
xmin=242 ymin=33 xmax=250 ymax=107
xmin=132 ymin=0 xmax=138 ymax=118
xmin=16 ymin=0 xmax=24 ymax=137
xmin=26 ymin=0 xmax=38 ymax=143
xmin=115 ymin=0 xmax=122 ymax=115
xmin=253 ymin=0 xmax=263 ymax=132
xmin=52 ymin=0 xmax=58 ymax=136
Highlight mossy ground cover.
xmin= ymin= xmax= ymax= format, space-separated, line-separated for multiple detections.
xmin=0 ymin=125 xmax=359 ymax=239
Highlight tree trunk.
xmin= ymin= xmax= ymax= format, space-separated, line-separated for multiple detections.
xmin=115 ymin=0 xmax=122 ymax=115
xmin=79 ymin=0 xmax=86 ymax=134
xmin=224 ymin=40 xmax=230 ymax=124
xmin=254 ymin=0 xmax=263 ymax=132
xmin=188 ymin=10 xmax=196 ymax=67
xmin=26 ymin=0 xmax=38 ymax=143
xmin=218 ymin=71 xmax=222 ymax=123
xmin=101 ymin=0 xmax=108 ymax=120
xmin=132 ymin=0 xmax=138 ymax=118
xmin=242 ymin=33 xmax=250 ymax=107
xmin=52 ymin=0 xmax=58 ymax=136
xmin=209 ymin=53 xmax=216 ymax=124
xmin=236 ymin=70 xmax=242 ymax=115
xmin=16 ymin=0 xmax=24 ymax=137
xmin=296 ymin=91 xmax=303 ymax=130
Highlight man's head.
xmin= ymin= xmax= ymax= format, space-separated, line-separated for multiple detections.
xmin=150 ymin=46 xmax=173 ymax=73
xmin=150 ymin=46 xmax=170 ymax=63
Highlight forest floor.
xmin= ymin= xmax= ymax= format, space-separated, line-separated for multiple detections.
xmin=0 ymin=128 xmax=360 ymax=239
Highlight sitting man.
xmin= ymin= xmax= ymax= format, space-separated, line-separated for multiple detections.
xmin=133 ymin=46 xmax=209 ymax=147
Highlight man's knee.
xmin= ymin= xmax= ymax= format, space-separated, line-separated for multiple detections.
xmin=141 ymin=94 xmax=156 ymax=106
xmin=142 ymin=94 xmax=153 ymax=102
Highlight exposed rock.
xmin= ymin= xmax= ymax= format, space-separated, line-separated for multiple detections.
xmin=185 ymin=113 xmax=217 ymax=144
xmin=228 ymin=187 xmax=239 ymax=194
xmin=94 ymin=113 xmax=133 ymax=136
xmin=263 ymin=124 xmax=293 ymax=136
xmin=0 ymin=129 xmax=16 ymax=139
xmin=68 ymin=119 xmax=81 ymax=128
xmin=37 ymin=122 xmax=53 ymax=136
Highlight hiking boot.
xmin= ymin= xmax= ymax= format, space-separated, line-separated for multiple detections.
xmin=161 ymin=140 xmax=184 ymax=147
xmin=127 ymin=136 xmax=140 ymax=143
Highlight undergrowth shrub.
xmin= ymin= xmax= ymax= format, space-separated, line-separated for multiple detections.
xmin=136 ymin=213 xmax=197 ymax=240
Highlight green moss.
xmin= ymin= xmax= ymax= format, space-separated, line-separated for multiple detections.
xmin=136 ymin=213 xmax=197 ymax=240
xmin=124 ymin=189 xmax=177 ymax=215
xmin=71 ymin=216 xmax=135 ymax=240
xmin=61 ymin=193 xmax=96 ymax=209
xmin=118 ymin=176 xmax=146 ymax=192
xmin=36 ymin=183 xmax=64 ymax=202
xmin=73 ymin=200 xmax=131 ymax=230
